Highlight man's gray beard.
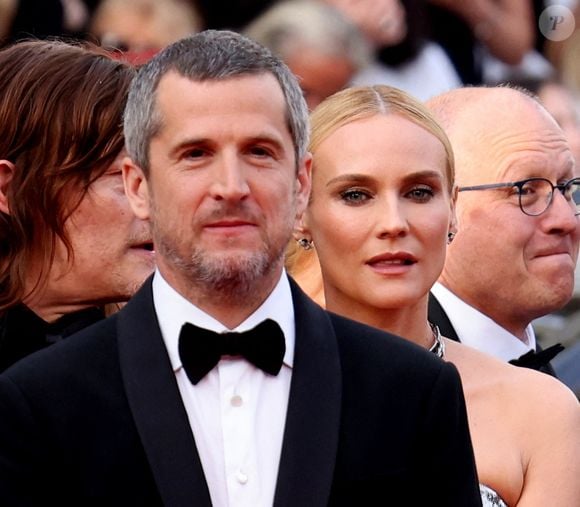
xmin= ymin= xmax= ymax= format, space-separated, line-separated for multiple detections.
xmin=155 ymin=232 xmax=283 ymax=305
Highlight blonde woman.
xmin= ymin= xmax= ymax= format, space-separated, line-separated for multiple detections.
xmin=288 ymin=85 xmax=580 ymax=506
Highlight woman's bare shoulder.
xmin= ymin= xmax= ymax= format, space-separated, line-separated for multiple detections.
xmin=445 ymin=339 xmax=580 ymax=505
xmin=445 ymin=339 xmax=578 ymax=407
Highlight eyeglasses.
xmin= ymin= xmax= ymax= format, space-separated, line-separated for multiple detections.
xmin=458 ymin=177 xmax=580 ymax=216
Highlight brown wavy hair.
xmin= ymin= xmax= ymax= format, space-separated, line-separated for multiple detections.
xmin=0 ymin=40 xmax=135 ymax=313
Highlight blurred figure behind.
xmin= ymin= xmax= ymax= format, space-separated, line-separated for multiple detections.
xmin=245 ymin=0 xmax=371 ymax=109
xmin=91 ymin=0 xmax=202 ymax=62
xmin=326 ymin=0 xmax=462 ymax=100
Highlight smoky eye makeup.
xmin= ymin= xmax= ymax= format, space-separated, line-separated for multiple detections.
xmin=338 ymin=187 xmax=373 ymax=204
xmin=404 ymin=185 xmax=435 ymax=202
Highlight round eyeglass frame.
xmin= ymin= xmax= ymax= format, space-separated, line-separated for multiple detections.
xmin=458 ymin=177 xmax=580 ymax=216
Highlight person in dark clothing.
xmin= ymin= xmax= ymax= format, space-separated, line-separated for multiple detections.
xmin=0 ymin=40 xmax=154 ymax=372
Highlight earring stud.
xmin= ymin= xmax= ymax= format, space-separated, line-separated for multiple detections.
xmin=447 ymin=232 xmax=456 ymax=244
xmin=298 ymin=237 xmax=313 ymax=250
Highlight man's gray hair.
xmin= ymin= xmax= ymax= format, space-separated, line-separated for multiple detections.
xmin=124 ymin=29 xmax=310 ymax=174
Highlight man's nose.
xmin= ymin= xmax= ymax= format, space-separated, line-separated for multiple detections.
xmin=543 ymin=189 xmax=579 ymax=235
xmin=209 ymin=155 xmax=250 ymax=201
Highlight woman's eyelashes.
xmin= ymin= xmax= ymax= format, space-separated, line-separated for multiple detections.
xmin=405 ymin=185 xmax=435 ymax=202
xmin=337 ymin=184 xmax=437 ymax=205
xmin=339 ymin=187 xmax=373 ymax=204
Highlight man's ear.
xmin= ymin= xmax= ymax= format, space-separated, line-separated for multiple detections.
xmin=293 ymin=214 xmax=311 ymax=241
xmin=122 ymin=156 xmax=151 ymax=220
xmin=295 ymin=152 xmax=312 ymax=222
xmin=0 ymin=160 xmax=15 ymax=215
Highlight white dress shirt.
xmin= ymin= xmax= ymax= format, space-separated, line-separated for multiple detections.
xmin=152 ymin=269 xmax=295 ymax=507
xmin=431 ymin=282 xmax=536 ymax=362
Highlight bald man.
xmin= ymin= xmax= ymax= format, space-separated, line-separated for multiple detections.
xmin=426 ymin=86 xmax=580 ymax=374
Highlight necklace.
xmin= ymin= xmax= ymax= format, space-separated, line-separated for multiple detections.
xmin=428 ymin=322 xmax=445 ymax=359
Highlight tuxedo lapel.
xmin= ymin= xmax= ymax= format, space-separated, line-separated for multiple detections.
xmin=428 ymin=292 xmax=459 ymax=342
xmin=273 ymin=279 xmax=342 ymax=507
xmin=116 ymin=278 xmax=212 ymax=507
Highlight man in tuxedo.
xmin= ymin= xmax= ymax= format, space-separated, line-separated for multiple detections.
xmin=0 ymin=30 xmax=481 ymax=506
xmin=426 ymin=87 xmax=580 ymax=374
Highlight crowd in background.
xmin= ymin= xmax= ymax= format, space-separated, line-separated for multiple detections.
xmin=2 ymin=1 xmax=580 ymax=91
xmin=2 ymin=0 xmax=580 ymax=387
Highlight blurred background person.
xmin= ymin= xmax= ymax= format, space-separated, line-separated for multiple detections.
xmin=0 ymin=0 xmax=17 ymax=42
xmin=193 ymin=0 xmax=276 ymax=31
xmin=288 ymin=84 xmax=580 ymax=507
xmin=0 ymin=0 xmax=96 ymax=46
xmin=502 ymin=77 xmax=580 ymax=172
xmin=244 ymin=0 xmax=371 ymax=109
xmin=0 ymin=40 xmax=155 ymax=372
xmin=324 ymin=0 xmax=462 ymax=100
xmin=90 ymin=0 xmax=202 ymax=63
xmin=426 ymin=0 xmax=535 ymax=85
xmin=539 ymin=0 xmax=580 ymax=91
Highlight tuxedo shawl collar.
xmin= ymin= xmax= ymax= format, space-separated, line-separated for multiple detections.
xmin=117 ymin=276 xmax=342 ymax=507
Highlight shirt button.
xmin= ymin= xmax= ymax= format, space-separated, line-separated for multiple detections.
xmin=236 ymin=470 xmax=248 ymax=484
xmin=230 ymin=394 xmax=243 ymax=407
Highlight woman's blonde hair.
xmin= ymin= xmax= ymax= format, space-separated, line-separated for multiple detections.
xmin=287 ymin=85 xmax=455 ymax=305
xmin=310 ymin=85 xmax=455 ymax=190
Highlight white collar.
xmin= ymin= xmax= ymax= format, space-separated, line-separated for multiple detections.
xmin=152 ymin=269 xmax=296 ymax=372
xmin=431 ymin=282 xmax=536 ymax=362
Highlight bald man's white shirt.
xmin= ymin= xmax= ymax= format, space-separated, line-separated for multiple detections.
xmin=432 ymin=281 xmax=536 ymax=361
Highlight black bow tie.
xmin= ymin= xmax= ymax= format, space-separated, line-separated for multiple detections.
xmin=509 ymin=343 xmax=564 ymax=371
xmin=178 ymin=319 xmax=286 ymax=385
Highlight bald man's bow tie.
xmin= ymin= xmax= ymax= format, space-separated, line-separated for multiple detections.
xmin=509 ymin=343 xmax=564 ymax=371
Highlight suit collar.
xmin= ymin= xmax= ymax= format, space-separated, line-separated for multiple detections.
xmin=273 ymin=278 xmax=342 ymax=507
xmin=117 ymin=277 xmax=212 ymax=507
xmin=431 ymin=282 xmax=536 ymax=360
xmin=117 ymin=276 xmax=342 ymax=507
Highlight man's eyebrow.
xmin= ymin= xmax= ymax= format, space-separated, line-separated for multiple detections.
xmin=169 ymin=137 xmax=210 ymax=154
xmin=243 ymin=133 xmax=287 ymax=151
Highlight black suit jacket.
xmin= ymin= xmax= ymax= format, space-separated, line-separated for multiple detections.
xmin=428 ymin=292 xmax=557 ymax=376
xmin=0 ymin=278 xmax=481 ymax=506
